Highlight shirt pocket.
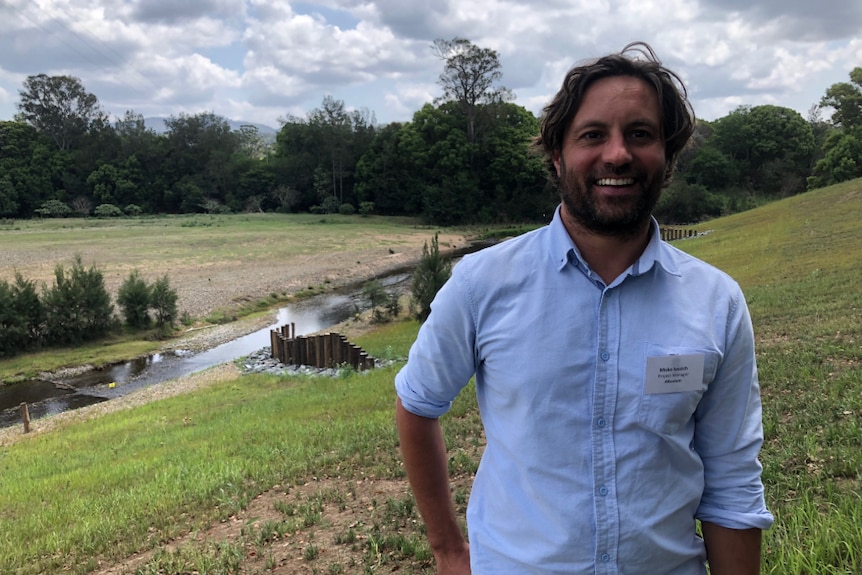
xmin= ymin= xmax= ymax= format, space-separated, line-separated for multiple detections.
xmin=637 ymin=344 xmax=720 ymax=436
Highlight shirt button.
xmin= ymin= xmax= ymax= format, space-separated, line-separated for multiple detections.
xmin=601 ymin=553 xmax=610 ymax=562
xmin=597 ymin=418 xmax=606 ymax=427
xmin=600 ymin=352 xmax=610 ymax=361
xmin=599 ymin=486 xmax=608 ymax=496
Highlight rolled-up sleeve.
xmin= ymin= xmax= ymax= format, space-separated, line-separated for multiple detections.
xmin=395 ymin=262 xmax=479 ymax=419
xmin=694 ymin=290 xmax=774 ymax=530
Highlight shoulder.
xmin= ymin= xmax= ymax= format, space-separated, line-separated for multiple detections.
xmin=454 ymin=226 xmax=551 ymax=287
xmin=660 ymin=241 xmax=742 ymax=291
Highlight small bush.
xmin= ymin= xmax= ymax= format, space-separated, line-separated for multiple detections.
xmin=309 ymin=205 xmax=326 ymax=214
xmin=124 ymin=204 xmax=143 ymax=216
xmin=0 ymin=281 xmax=26 ymax=356
xmin=362 ymin=280 xmax=387 ymax=309
xmin=150 ymin=274 xmax=178 ymax=328
xmin=42 ymin=256 xmax=114 ymax=345
xmin=411 ymin=234 xmax=451 ymax=322
xmin=35 ymin=199 xmax=72 ymax=218
xmin=94 ymin=203 xmax=124 ymax=218
xmin=321 ymin=196 xmax=341 ymax=214
xmin=338 ymin=203 xmax=356 ymax=215
xmin=358 ymin=201 xmax=375 ymax=217
xmin=117 ymin=270 xmax=151 ymax=329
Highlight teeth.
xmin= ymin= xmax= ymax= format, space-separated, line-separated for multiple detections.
xmin=596 ymin=178 xmax=635 ymax=186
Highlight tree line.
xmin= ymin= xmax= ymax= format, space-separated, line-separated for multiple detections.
xmin=2 ymin=39 xmax=860 ymax=226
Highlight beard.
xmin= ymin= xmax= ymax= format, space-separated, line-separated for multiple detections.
xmin=558 ymin=159 xmax=663 ymax=239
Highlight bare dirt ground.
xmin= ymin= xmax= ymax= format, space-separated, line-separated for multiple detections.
xmin=3 ymin=232 xmax=479 ymax=574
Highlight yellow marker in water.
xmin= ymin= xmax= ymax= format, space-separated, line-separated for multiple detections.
xmin=108 ymin=382 xmax=116 ymax=389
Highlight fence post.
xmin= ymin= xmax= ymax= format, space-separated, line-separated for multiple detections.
xmin=20 ymin=402 xmax=30 ymax=433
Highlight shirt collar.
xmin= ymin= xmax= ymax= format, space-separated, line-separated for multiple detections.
xmin=547 ymin=205 xmax=681 ymax=278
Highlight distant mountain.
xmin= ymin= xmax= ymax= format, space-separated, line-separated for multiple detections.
xmin=143 ymin=116 xmax=278 ymax=136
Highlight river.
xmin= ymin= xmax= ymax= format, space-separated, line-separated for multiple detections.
xmin=0 ymin=272 xmax=410 ymax=429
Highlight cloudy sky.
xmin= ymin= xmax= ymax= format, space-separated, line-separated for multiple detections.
xmin=0 ymin=0 xmax=860 ymax=131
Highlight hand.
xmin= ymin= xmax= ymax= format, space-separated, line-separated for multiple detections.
xmin=435 ymin=542 xmax=471 ymax=575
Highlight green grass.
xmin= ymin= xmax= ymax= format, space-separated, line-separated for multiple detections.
xmin=674 ymin=181 xmax=862 ymax=574
xmin=1 ymin=182 xmax=861 ymax=573
xmin=0 ymin=368 xmax=403 ymax=572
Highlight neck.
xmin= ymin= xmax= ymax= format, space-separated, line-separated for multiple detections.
xmin=560 ymin=206 xmax=652 ymax=284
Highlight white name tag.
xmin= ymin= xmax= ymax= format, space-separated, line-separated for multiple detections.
xmin=644 ymin=354 xmax=705 ymax=394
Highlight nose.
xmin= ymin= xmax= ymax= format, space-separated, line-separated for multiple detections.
xmin=601 ymin=131 xmax=632 ymax=166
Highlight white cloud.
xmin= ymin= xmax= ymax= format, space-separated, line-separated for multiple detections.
xmin=0 ymin=0 xmax=858 ymax=128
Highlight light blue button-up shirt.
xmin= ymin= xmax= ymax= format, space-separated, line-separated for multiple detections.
xmin=396 ymin=207 xmax=773 ymax=574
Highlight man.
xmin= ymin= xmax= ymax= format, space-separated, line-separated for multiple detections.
xmin=395 ymin=42 xmax=773 ymax=574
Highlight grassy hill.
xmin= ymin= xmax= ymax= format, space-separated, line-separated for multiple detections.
xmin=682 ymin=180 xmax=862 ymax=572
xmin=0 ymin=181 xmax=860 ymax=574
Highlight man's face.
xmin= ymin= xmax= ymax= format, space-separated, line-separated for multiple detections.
xmin=553 ymin=75 xmax=667 ymax=238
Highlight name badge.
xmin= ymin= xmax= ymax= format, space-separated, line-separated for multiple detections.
xmin=644 ymin=354 xmax=705 ymax=394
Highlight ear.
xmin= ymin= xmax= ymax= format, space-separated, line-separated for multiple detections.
xmin=553 ymin=150 xmax=562 ymax=176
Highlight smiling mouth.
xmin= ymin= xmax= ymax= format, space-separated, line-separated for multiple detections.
xmin=595 ymin=178 xmax=636 ymax=186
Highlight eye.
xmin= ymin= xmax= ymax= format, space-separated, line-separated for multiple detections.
xmin=580 ymin=131 xmax=602 ymax=141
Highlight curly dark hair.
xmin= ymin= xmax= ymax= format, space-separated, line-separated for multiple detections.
xmin=533 ymin=42 xmax=695 ymax=187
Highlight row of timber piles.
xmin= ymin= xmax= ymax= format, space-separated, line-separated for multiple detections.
xmin=270 ymin=323 xmax=376 ymax=371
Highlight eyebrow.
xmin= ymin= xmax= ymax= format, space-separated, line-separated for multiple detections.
xmin=570 ymin=118 xmax=661 ymax=133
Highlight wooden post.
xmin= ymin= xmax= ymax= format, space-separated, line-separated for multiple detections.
xmin=306 ymin=336 xmax=314 ymax=367
xmin=330 ymin=333 xmax=340 ymax=365
xmin=314 ymin=334 xmax=323 ymax=367
xmin=323 ymin=333 xmax=332 ymax=368
xmin=286 ymin=339 xmax=295 ymax=365
xmin=20 ymin=402 xmax=30 ymax=434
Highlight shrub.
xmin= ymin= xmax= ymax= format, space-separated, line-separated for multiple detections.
xmin=94 ymin=203 xmax=124 ymax=218
xmin=0 ymin=281 xmax=25 ymax=356
xmin=410 ymin=234 xmax=451 ymax=322
xmin=321 ymin=196 xmax=341 ymax=214
xmin=150 ymin=274 xmax=178 ymax=328
xmin=363 ymin=280 xmax=388 ymax=323
xmin=42 ymin=256 xmax=113 ymax=345
xmin=338 ymin=203 xmax=356 ymax=215
xmin=385 ymin=291 xmax=402 ymax=319
xmin=117 ymin=270 xmax=151 ymax=329
xmin=358 ymin=201 xmax=375 ymax=217
xmin=309 ymin=205 xmax=326 ymax=214
xmin=35 ymin=199 xmax=72 ymax=218
xmin=124 ymin=204 xmax=143 ymax=216
xmin=362 ymin=280 xmax=387 ymax=309
xmin=654 ymin=181 xmax=723 ymax=225
xmin=12 ymin=273 xmax=44 ymax=349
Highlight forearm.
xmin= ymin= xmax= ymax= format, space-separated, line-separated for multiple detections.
xmin=396 ymin=398 xmax=467 ymax=554
xmin=702 ymin=522 xmax=761 ymax=575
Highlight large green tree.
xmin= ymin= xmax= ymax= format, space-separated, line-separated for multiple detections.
xmin=17 ymin=74 xmax=108 ymax=151
xmin=709 ymin=105 xmax=814 ymax=196
xmin=408 ymin=102 xmax=478 ymax=225
xmin=275 ymin=98 xmax=376 ymax=210
xmin=433 ymin=37 xmax=511 ymax=145
xmin=821 ymin=67 xmax=862 ymax=129
xmin=113 ymin=111 xmax=166 ymax=212
xmin=354 ymin=122 xmax=425 ymax=215
xmin=161 ymin=112 xmax=238 ymax=212
xmin=0 ymin=121 xmax=57 ymax=217
xmin=810 ymin=68 xmax=862 ymax=188
xmin=475 ymin=102 xmax=553 ymax=222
